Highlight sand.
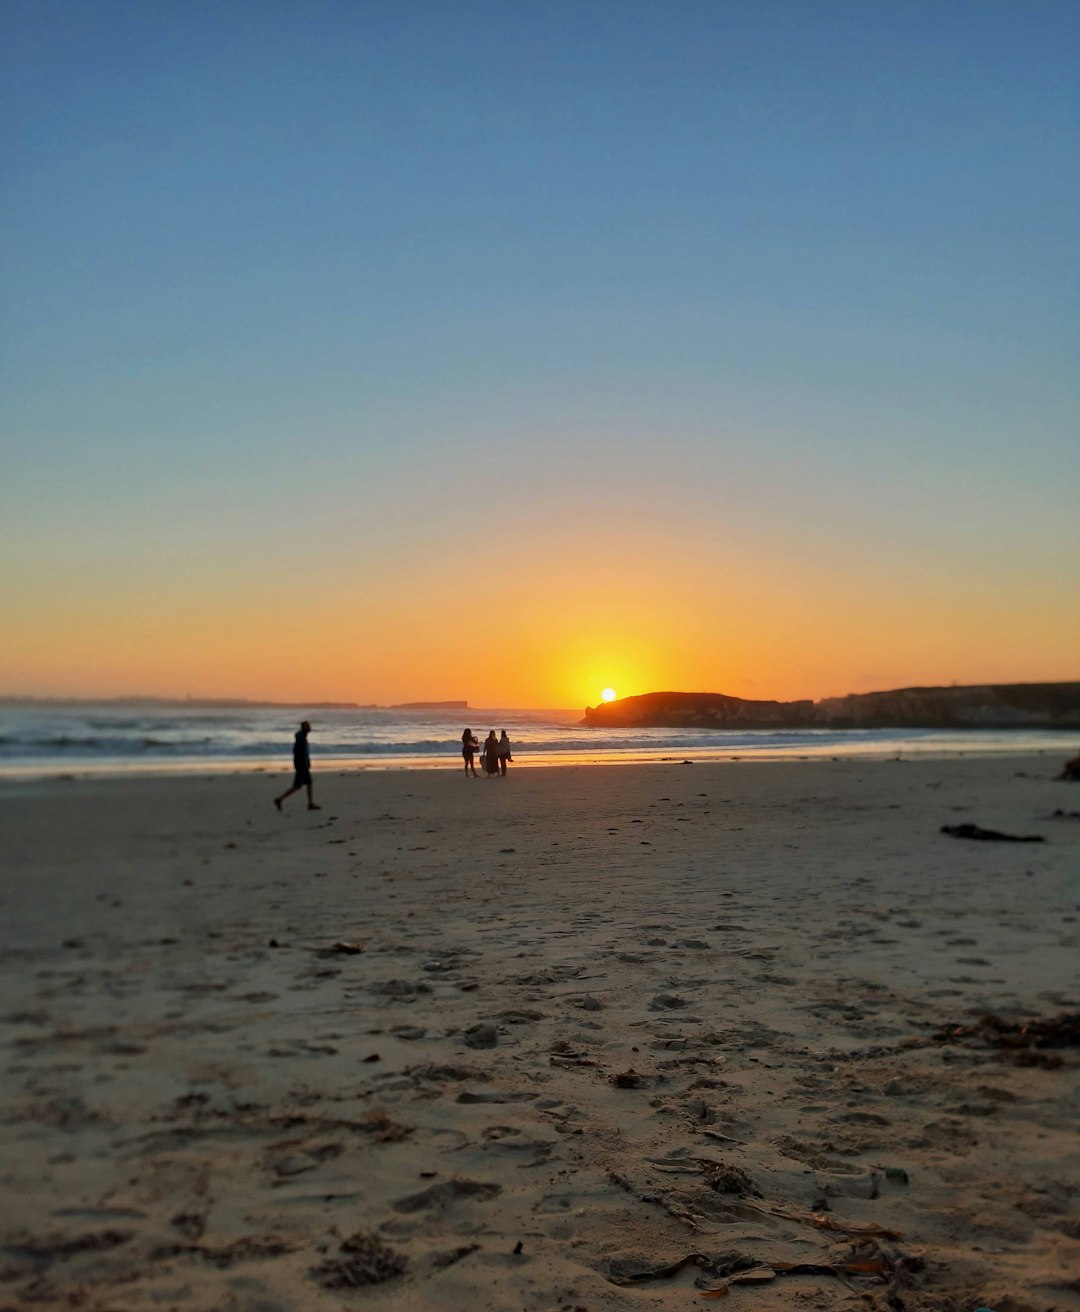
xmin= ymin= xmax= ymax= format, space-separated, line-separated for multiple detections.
xmin=1 ymin=757 xmax=1078 ymax=1311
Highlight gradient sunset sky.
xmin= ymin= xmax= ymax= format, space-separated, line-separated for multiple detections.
xmin=2 ymin=1 xmax=1078 ymax=709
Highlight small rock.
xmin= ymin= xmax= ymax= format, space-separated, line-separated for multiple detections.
xmin=611 ymin=1069 xmax=647 ymax=1089
xmin=650 ymin=992 xmax=688 ymax=1010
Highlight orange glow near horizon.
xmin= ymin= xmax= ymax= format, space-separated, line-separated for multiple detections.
xmin=3 ymin=491 xmax=1078 ymax=710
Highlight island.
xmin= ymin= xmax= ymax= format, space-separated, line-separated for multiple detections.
xmin=582 ymin=682 xmax=1080 ymax=730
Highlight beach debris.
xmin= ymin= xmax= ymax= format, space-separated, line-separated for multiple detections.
xmin=884 ymin=1167 xmax=909 ymax=1184
xmin=513 ymin=1240 xmax=524 ymax=1255
xmin=719 ymin=1200 xmax=903 ymax=1239
xmin=933 ymin=1011 xmax=1080 ymax=1059
xmin=317 ymin=940 xmax=365 ymax=956
xmin=463 ymin=1023 xmax=498 ymax=1048
xmin=940 ymin=823 xmax=1045 ymax=843
xmin=606 ymin=1248 xmax=895 ymax=1291
xmin=699 ymin=1267 xmax=776 ymax=1295
xmin=362 ymin=1051 xmax=381 ymax=1062
xmin=697 ymin=1257 xmax=900 ymax=1297
xmin=704 ymin=1163 xmax=760 ymax=1197
xmin=310 ymin=1232 xmax=406 ymax=1288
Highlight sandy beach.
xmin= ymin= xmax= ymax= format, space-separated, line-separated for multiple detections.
xmin=1 ymin=757 xmax=1078 ymax=1311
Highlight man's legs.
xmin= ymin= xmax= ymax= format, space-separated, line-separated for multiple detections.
xmin=274 ymin=784 xmax=300 ymax=810
xmin=305 ymin=782 xmax=320 ymax=810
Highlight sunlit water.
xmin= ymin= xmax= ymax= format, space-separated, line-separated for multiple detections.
xmin=0 ymin=704 xmax=1073 ymax=778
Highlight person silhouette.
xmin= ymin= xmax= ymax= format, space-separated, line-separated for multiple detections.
xmin=274 ymin=721 xmax=321 ymax=811
xmin=498 ymin=729 xmax=512 ymax=776
xmin=461 ymin=728 xmax=480 ymax=777
xmin=482 ymin=730 xmax=499 ymax=776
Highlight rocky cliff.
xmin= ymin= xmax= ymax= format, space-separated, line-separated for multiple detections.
xmin=583 ymin=682 xmax=1080 ymax=730
xmin=582 ymin=691 xmax=816 ymax=729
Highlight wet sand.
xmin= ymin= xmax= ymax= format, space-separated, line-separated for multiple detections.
xmin=1 ymin=758 xmax=1078 ymax=1310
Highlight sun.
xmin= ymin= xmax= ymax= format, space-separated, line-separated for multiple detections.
xmin=601 ymin=687 xmax=617 ymax=703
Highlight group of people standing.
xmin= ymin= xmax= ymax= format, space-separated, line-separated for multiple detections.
xmin=462 ymin=727 xmax=513 ymax=777
xmin=274 ymin=720 xmax=517 ymax=811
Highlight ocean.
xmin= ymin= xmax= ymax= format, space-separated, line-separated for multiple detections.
xmin=0 ymin=703 xmax=1072 ymax=778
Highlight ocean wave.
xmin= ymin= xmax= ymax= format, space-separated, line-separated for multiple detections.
xmin=0 ymin=706 xmax=1068 ymax=769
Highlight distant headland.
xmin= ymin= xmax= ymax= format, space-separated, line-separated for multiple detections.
xmin=583 ymin=682 xmax=1080 ymax=730
xmin=390 ymin=700 xmax=470 ymax=711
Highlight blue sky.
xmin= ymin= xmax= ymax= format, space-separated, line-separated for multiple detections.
xmin=2 ymin=1 xmax=1078 ymax=702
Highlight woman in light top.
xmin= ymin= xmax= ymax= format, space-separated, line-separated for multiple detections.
xmin=498 ymin=730 xmax=512 ymax=776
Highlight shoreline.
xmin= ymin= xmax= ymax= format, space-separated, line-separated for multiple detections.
xmin=0 ymin=740 xmax=1069 ymax=784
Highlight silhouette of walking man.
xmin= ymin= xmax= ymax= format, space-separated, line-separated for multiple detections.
xmin=274 ymin=721 xmax=321 ymax=811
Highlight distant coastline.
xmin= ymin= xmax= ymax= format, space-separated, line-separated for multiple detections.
xmin=0 ymin=696 xmax=471 ymax=712
xmin=583 ymin=682 xmax=1080 ymax=731
xmin=0 ymin=696 xmax=372 ymax=711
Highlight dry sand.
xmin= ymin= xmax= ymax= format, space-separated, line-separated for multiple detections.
xmin=1 ymin=757 xmax=1078 ymax=1311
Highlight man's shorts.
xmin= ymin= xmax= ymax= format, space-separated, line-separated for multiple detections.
xmin=293 ymin=768 xmax=312 ymax=788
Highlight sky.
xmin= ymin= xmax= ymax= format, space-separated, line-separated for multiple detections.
xmin=2 ymin=0 xmax=1078 ymax=709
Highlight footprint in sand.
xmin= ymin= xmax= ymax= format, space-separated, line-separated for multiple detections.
xmin=392 ymin=1178 xmax=501 ymax=1214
